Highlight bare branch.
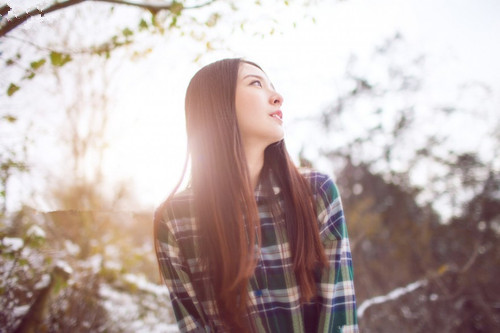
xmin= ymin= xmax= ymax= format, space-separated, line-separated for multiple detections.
xmin=91 ymin=0 xmax=172 ymax=13
xmin=358 ymin=279 xmax=428 ymax=318
xmin=0 ymin=4 xmax=11 ymax=17
xmin=6 ymin=32 xmax=135 ymax=58
xmin=1 ymin=0 xmax=86 ymax=38
xmin=459 ymin=243 xmax=480 ymax=273
xmin=93 ymin=0 xmax=217 ymax=11
xmin=183 ymin=0 xmax=217 ymax=9
xmin=0 ymin=0 xmax=218 ymax=38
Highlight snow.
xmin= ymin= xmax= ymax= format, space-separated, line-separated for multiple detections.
xmin=26 ymin=225 xmax=46 ymax=239
xmin=55 ymin=260 xmax=73 ymax=275
xmin=34 ymin=273 xmax=51 ymax=290
xmin=99 ymin=279 xmax=177 ymax=333
xmin=123 ymin=273 xmax=169 ymax=296
xmin=358 ymin=279 xmax=428 ymax=317
xmin=5 ymin=0 xmax=52 ymax=17
xmin=2 ymin=237 xmax=24 ymax=252
xmin=64 ymin=240 xmax=80 ymax=256
xmin=13 ymin=304 xmax=31 ymax=318
xmin=138 ymin=323 xmax=179 ymax=332
xmin=105 ymin=260 xmax=122 ymax=271
xmin=104 ymin=244 xmax=120 ymax=258
xmin=82 ymin=254 xmax=103 ymax=273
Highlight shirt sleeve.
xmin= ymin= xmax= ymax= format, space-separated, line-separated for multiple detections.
xmin=315 ymin=175 xmax=359 ymax=333
xmin=155 ymin=205 xmax=209 ymax=333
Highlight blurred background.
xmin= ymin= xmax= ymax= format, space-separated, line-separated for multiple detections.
xmin=1 ymin=0 xmax=499 ymax=332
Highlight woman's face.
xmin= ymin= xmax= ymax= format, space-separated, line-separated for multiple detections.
xmin=235 ymin=62 xmax=284 ymax=150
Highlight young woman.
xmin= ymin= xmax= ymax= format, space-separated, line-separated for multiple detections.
xmin=154 ymin=58 xmax=358 ymax=332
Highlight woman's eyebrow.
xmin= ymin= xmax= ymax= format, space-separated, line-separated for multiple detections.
xmin=243 ymin=74 xmax=265 ymax=81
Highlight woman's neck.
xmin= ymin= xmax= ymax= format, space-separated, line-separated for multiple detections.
xmin=244 ymin=143 xmax=265 ymax=190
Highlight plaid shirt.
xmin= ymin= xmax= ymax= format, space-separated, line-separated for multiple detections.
xmin=155 ymin=170 xmax=358 ymax=332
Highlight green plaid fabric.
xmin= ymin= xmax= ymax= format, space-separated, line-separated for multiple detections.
xmin=155 ymin=170 xmax=358 ymax=332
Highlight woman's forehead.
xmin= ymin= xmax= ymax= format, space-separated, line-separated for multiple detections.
xmin=239 ymin=62 xmax=266 ymax=77
xmin=238 ymin=62 xmax=266 ymax=76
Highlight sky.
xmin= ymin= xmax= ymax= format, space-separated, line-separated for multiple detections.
xmin=3 ymin=0 xmax=500 ymax=213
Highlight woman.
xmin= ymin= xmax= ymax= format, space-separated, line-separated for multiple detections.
xmin=154 ymin=58 xmax=358 ymax=332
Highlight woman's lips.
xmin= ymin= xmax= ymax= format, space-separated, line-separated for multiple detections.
xmin=270 ymin=110 xmax=283 ymax=120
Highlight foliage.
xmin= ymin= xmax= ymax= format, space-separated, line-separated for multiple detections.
xmin=0 ymin=0 xmax=311 ymax=211
xmin=1 ymin=0 xmax=200 ymax=96
xmin=1 ymin=1 xmax=497 ymax=331
xmin=310 ymin=33 xmax=500 ymax=331
xmin=317 ymin=32 xmax=498 ymax=221
xmin=1 ymin=0 xmax=304 ymax=96
xmin=336 ymin=162 xmax=500 ymax=331
xmin=0 ymin=206 xmax=173 ymax=332
xmin=0 ymin=123 xmax=29 ymax=216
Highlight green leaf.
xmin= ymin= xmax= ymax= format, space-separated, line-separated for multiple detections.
xmin=52 ymin=274 xmax=67 ymax=294
xmin=139 ymin=19 xmax=148 ymax=30
xmin=30 ymin=58 xmax=46 ymax=70
xmin=206 ymin=13 xmax=220 ymax=27
xmin=3 ymin=115 xmax=17 ymax=123
xmin=122 ymin=27 xmax=133 ymax=37
xmin=170 ymin=2 xmax=184 ymax=16
xmin=7 ymin=83 xmax=20 ymax=96
xmin=170 ymin=16 xmax=178 ymax=28
xmin=50 ymin=51 xmax=72 ymax=67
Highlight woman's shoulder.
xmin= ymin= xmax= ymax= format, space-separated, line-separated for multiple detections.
xmin=299 ymin=168 xmax=329 ymax=180
xmin=154 ymin=188 xmax=199 ymax=262
xmin=154 ymin=187 xmax=194 ymax=228
xmin=299 ymin=168 xmax=335 ymax=187
xmin=298 ymin=168 xmax=340 ymax=201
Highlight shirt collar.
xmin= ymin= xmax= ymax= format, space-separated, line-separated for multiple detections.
xmin=254 ymin=170 xmax=281 ymax=202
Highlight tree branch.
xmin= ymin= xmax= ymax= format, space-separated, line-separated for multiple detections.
xmin=1 ymin=0 xmax=86 ymax=38
xmin=92 ymin=0 xmax=217 ymax=11
xmin=91 ymin=0 xmax=172 ymax=13
xmin=0 ymin=0 xmax=218 ymax=38
xmin=358 ymin=279 xmax=428 ymax=318
xmin=0 ymin=4 xmax=11 ymax=17
xmin=183 ymin=0 xmax=217 ymax=9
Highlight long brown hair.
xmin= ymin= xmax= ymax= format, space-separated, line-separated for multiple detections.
xmin=154 ymin=58 xmax=327 ymax=331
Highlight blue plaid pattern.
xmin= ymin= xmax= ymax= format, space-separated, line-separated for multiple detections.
xmin=155 ymin=169 xmax=358 ymax=332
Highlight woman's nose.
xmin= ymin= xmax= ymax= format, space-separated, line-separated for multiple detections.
xmin=271 ymin=91 xmax=283 ymax=106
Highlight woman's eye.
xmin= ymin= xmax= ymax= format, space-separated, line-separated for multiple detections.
xmin=250 ymin=80 xmax=262 ymax=87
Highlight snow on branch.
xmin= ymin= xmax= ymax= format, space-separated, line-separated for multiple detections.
xmin=0 ymin=0 xmax=217 ymax=38
xmin=358 ymin=278 xmax=428 ymax=318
